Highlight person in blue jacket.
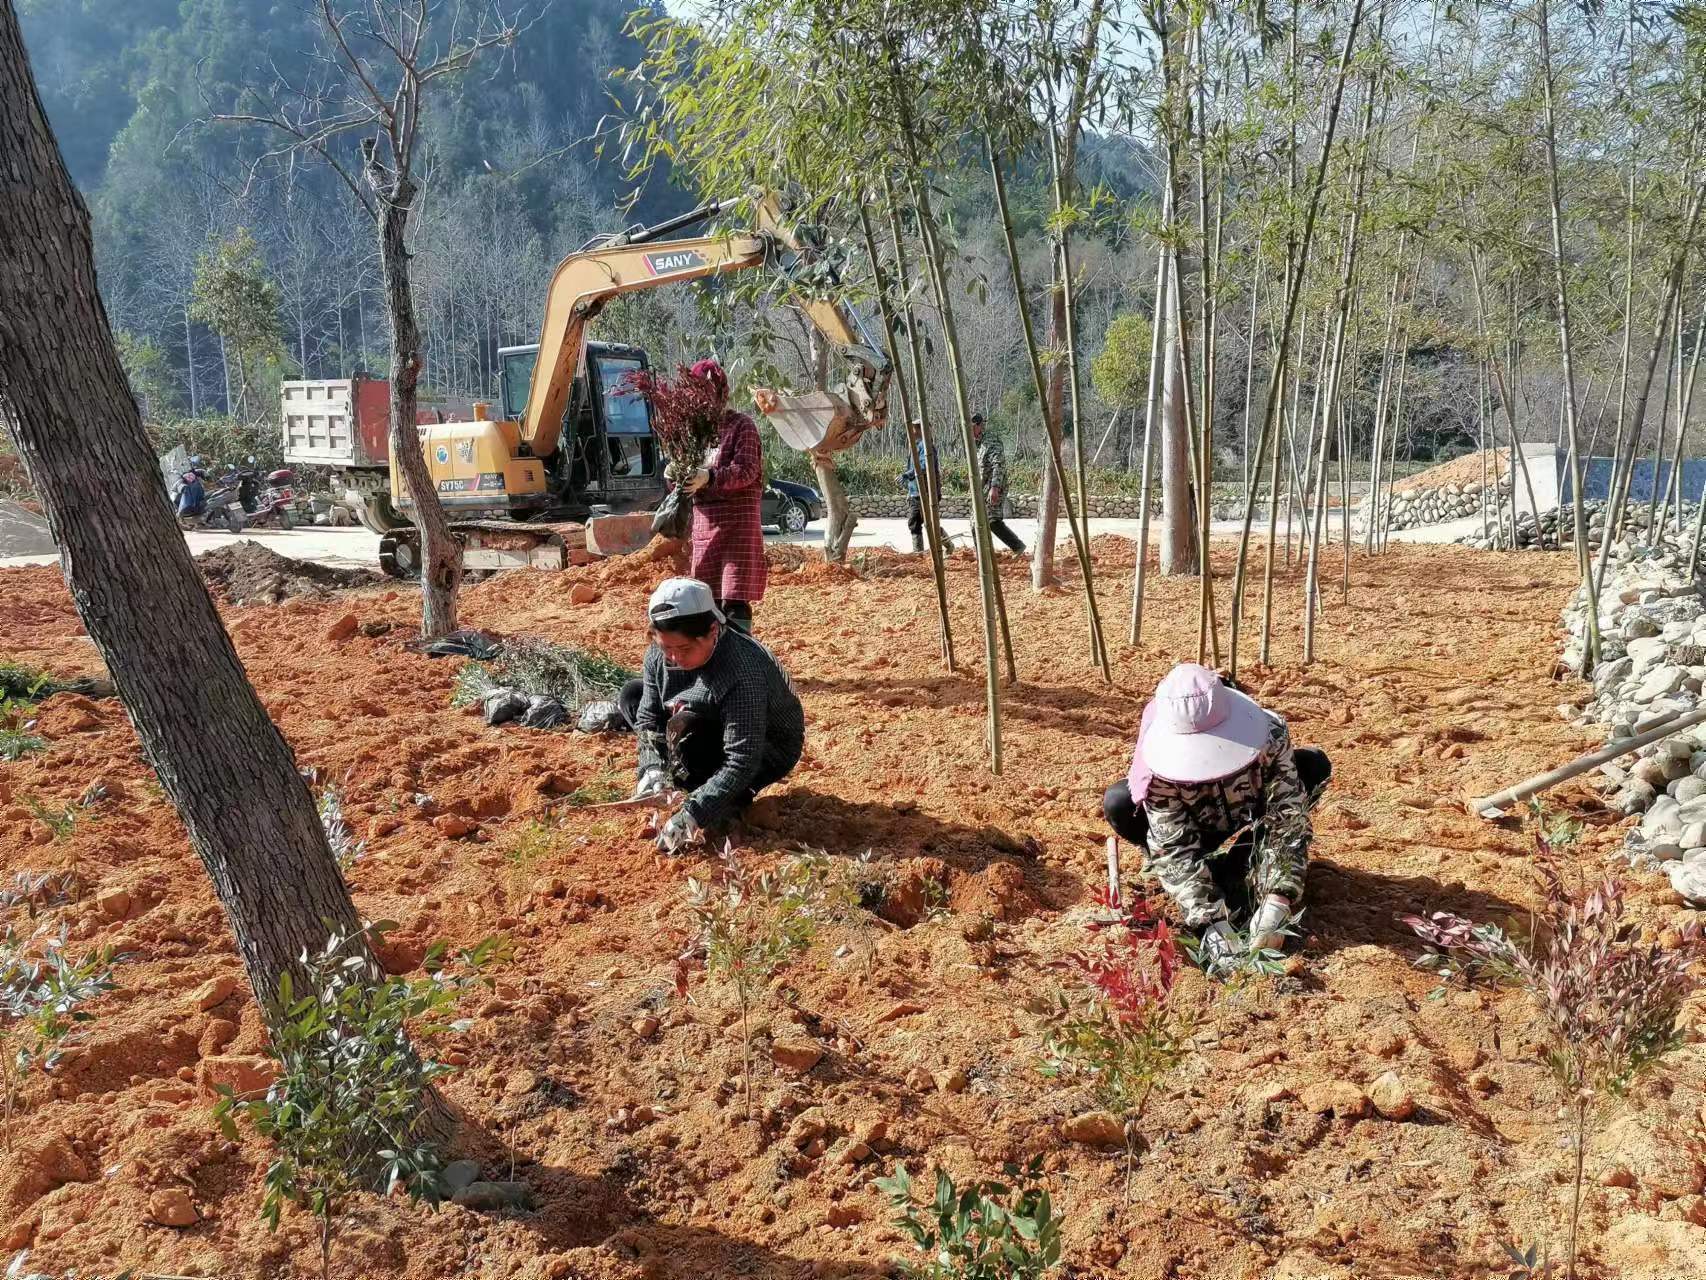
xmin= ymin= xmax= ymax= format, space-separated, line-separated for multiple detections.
xmin=899 ymin=426 xmax=941 ymax=554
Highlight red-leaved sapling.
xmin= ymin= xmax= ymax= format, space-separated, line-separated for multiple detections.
xmin=1041 ymin=890 xmax=1199 ymax=1206
xmin=1406 ymin=820 xmax=1706 ymax=1280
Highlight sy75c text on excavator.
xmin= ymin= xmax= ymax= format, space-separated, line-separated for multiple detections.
xmin=279 ymin=189 xmax=891 ymax=578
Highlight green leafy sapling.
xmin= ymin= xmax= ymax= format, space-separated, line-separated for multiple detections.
xmin=214 ymin=927 xmax=507 ymax=1280
xmin=317 ymin=786 xmax=365 ymax=872
xmin=1405 ymin=817 xmax=1704 ymax=1280
xmin=0 ymin=927 xmax=116 ymax=1141
xmin=876 ymin=1158 xmax=1064 ymax=1280
xmin=676 ymin=843 xmax=855 ymax=1116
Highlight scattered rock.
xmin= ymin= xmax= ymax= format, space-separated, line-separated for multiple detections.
xmin=1667 ymin=860 xmax=1706 ymax=906
xmin=1606 ymin=1113 xmax=1706 ymax=1198
xmin=433 ymin=814 xmax=479 ymax=839
xmin=1366 ymin=1028 xmax=1406 ymax=1059
xmin=1368 ymin=1071 xmax=1416 ymax=1121
xmin=196 ymin=1054 xmax=278 ymax=1098
xmin=1062 ymin=1110 xmax=1126 ymax=1149
xmin=198 ymin=1018 xmax=238 ymax=1057
xmin=147 ymin=1188 xmax=197 ymax=1228
xmin=877 ymin=1001 xmax=926 ymax=1024
xmin=443 ymin=1160 xmax=482 ymax=1192
xmin=452 ymin=1181 xmax=535 ymax=1211
xmin=770 ymin=1040 xmax=824 ymax=1073
xmin=192 ymin=974 xmax=237 ymax=1011
xmin=632 ymin=1015 xmax=660 ymax=1040
xmin=787 ymin=1107 xmax=829 ymax=1149
xmin=324 ymin=612 xmax=360 ymax=642
xmin=933 ymin=1068 xmax=969 ymax=1094
xmin=1299 ymin=1081 xmax=1371 ymax=1120
xmin=95 ymin=889 xmax=132 ymax=921
xmin=568 ymin=583 xmax=602 ymax=605
xmin=504 ymin=1069 xmax=540 ymax=1097
xmin=825 ymin=1203 xmax=862 ymax=1228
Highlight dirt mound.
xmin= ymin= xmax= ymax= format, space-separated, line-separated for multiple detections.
xmin=196 ymin=541 xmax=381 ymax=604
xmin=1394 ymin=449 xmax=1512 ymax=494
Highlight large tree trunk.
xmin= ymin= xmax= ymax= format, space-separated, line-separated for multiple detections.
xmin=371 ymin=167 xmax=463 ymax=639
xmin=1159 ymin=266 xmax=1199 ymax=575
xmin=0 ymin=4 xmax=372 ymax=1008
xmin=812 ymin=451 xmax=856 ymax=562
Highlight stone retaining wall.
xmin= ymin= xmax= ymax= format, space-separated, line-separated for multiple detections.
xmin=1559 ymin=529 xmax=1706 ymax=905
xmin=848 ymin=494 xmax=1148 ymax=520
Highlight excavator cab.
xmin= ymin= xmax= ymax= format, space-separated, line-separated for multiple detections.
xmin=497 ymin=340 xmax=665 ymax=517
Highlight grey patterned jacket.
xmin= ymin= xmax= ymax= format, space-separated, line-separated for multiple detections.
xmin=1141 ymin=713 xmax=1313 ymax=927
xmin=977 ymin=435 xmax=1012 ymax=519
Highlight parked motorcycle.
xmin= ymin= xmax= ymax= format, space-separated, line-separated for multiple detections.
xmin=236 ymin=467 xmax=298 ymax=530
xmin=172 ymin=465 xmax=244 ymax=532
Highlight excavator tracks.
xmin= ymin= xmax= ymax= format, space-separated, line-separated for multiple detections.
xmin=377 ymin=520 xmax=584 ymax=579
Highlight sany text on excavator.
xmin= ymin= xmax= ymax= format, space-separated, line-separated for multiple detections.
xmin=282 ymin=189 xmax=890 ymax=578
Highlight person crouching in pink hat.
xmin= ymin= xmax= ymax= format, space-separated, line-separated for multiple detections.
xmin=1103 ymin=663 xmax=1330 ymax=974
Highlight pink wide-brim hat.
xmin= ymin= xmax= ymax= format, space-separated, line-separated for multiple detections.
xmin=1138 ymin=663 xmax=1270 ymax=784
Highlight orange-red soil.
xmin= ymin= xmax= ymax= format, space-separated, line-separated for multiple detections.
xmin=2 ymin=539 xmax=1704 ymax=1280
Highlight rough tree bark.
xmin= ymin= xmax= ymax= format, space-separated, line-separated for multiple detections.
xmin=0 ymin=1 xmax=372 ymax=1008
xmin=365 ymin=144 xmax=463 ymax=639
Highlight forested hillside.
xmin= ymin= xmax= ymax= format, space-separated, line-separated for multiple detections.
xmin=14 ymin=0 xmax=1704 ymax=499
xmin=18 ymin=0 xmax=676 ymax=421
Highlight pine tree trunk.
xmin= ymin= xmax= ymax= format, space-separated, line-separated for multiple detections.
xmin=0 ymin=4 xmax=373 ymax=1007
xmin=371 ymin=172 xmax=463 ymax=639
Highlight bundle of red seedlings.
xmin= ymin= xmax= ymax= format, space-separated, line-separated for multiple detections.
xmin=619 ymin=365 xmax=726 ymax=480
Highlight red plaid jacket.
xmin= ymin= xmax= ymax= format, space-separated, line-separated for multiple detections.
xmin=689 ymin=410 xmax=768 ymax=604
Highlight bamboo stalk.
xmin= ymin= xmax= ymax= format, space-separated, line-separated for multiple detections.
xmin=987 ymin=138 xmax=1110 ymax=679
xmin=1305 ymin=65 xmax=1380 ymax=664
xmin=1260 ymin=362 xmax=1285 ymax=666
xmin=1592 ymin=182 xmax=1706 ymax=602
xmin=1047 ymin=127 xmax=1096 ymax=601
xmin=1132 ymin=198 xmax=1174 ymax=647
xmin=1224 ymin=0 xmax=1369 ymax=677
xmin=860 ymin=192 xmax=953 ymax=670
xmin=1469 ymin=707 xmax=1706 ymax=818
xmin=1646 ymin=314 xmax=1679 ymax=539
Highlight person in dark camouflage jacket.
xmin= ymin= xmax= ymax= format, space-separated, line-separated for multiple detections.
xmin=972 ymin=414 xmax=1026 ymax=554
xmin=1103 ymin=663 xmax=1330 ymax=970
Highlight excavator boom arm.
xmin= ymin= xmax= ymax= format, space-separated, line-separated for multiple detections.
xmin=521 ymin=190 xmax=890 ymax=459
xmin=522 ymin=232 xmax=767 ymax=458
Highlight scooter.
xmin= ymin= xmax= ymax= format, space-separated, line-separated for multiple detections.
xmin=173 ymin=469 xmax=244 ymax=532
xmin=233 ymin=465 xmax=298 ymax=530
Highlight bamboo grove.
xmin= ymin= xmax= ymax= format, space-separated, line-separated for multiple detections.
xmin=620 ymin=0 xmax=1706 ymax=768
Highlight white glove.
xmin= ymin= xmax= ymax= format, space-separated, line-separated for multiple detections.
xmin=655 ymin=808 xmax=701 ymax=855
xmin=1249 ymin=894 xmax=1292 ymax=952
xmin=633 ymin=768 xmax=669 ymax=799
xmin=1199 ymin=920 xmax=1239 ymax=972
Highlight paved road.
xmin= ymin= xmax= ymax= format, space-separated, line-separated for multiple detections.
xmin=0 ymin=509 xmax=1475 ymax=572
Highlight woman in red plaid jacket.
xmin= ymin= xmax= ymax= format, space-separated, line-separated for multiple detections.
xmin=680 ymin=360 xmax=767 ymax=632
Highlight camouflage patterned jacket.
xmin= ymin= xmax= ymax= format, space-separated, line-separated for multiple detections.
xmin=1140 ymin=713 xmax=1313 ymax=927
xmin=977 ymin=435 xmax=1012 ymax=519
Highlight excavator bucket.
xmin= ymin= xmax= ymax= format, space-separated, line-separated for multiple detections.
xmin=753 ymin=387 xmax=862 ymax=455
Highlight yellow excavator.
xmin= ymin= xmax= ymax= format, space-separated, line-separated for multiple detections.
xmin=373 ymin=189 xmax=890 ymax=577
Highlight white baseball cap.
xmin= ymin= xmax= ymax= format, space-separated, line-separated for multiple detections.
xmin=647 ymin=577 xmax=724 ymax=624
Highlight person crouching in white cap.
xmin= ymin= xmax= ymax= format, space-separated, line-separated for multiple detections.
xmin=1102 ymin=663 xmax=1330 ymax=973
xmin=615 ymin=578 xmax=805 ymax=854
